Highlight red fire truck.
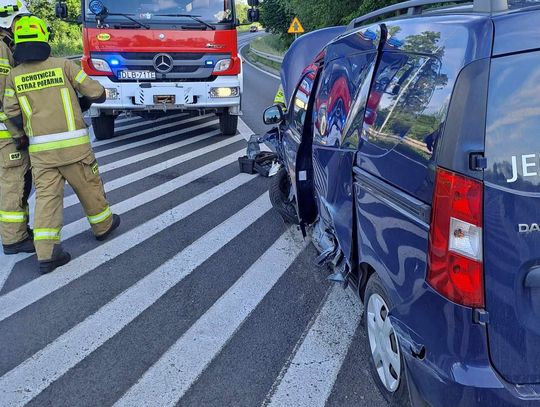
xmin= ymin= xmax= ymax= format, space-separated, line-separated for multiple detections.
xmin=57 ymin=0 xmax=243 ymax=140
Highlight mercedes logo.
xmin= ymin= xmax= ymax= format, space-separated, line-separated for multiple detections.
xmin=153 ymin=53 xmax=174 ymax=74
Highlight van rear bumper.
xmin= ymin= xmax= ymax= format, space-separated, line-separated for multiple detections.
xmin=393 ymin=286 xmax=540 ymax=407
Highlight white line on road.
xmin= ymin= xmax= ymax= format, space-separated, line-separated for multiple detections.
xmin=95 ymin=118 xmax=218 ymax=159
xmin=0 ymin=194 xmax=273 ymax=407
xmin=92 ymin=114 xmax=213 ymax=148
xmin=99 ymin=130 xmax=219 ymax=173
xmin=114 ymin=113 xmax=187 ymax=132
xmin=0 ymin=173 xmax=256 ymax=324
xmin=264 ymin=286 xmax=362 ymax=407
xmin=114 ymin=229 xmax=307 ymax=407
xmin=4 ymin=150 xmax=245 ymax=295
xmin=63 ymin=134 xmax=244 ymax=210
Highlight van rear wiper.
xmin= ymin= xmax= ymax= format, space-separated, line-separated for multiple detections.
xmin=154 ymin=14 xmax=216 ymax=30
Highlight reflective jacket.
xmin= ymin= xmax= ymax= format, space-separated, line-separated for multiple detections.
xmin=0 ymin=31 xmax=16 ymax=148
xmin=3 ymin=57 xmax=105 ymax=168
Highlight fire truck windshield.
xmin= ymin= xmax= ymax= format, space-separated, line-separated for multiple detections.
xmin=85 ymin=0 xmax=234 ymax=25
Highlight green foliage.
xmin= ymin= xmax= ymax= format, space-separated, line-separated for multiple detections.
xmin=27 ymin=0 xmax=83 ymax=56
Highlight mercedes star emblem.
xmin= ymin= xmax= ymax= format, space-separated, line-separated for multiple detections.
xmin=153 ymin=53 xmax=174 ymax=74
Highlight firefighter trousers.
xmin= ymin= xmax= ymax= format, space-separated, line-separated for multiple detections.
xmin=33 ymin=152 xmax=113 ymax=261
xmin=0 ymin=142 xmax=31 ymax=245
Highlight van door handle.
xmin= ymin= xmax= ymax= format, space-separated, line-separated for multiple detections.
xmin=525 ymin=267 xmax=540 ymax=288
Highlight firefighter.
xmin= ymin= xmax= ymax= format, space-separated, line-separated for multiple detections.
xmin=274 ymin=84 xmax=286 ymax=111
xmin=4 ymin=15 xmax=121 ymax=273
xmin=0 ymin=0 xmax=34 ymax=255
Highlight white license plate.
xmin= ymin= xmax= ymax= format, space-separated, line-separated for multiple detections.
xmin=118 ymin=70 xmax=156 ymax=80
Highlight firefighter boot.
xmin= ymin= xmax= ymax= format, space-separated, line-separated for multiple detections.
xmin=96 ymin=214 xmax=121 ymax=242
xmin=39 ymin=245 xmax=71 ymax=274
xmin=2 ymin=236 xmax=35 ymax=254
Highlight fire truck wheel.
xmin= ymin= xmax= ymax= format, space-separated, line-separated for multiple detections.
xmin=92 ymin=115 xmax=116 ymax=140
xmin=218 ymin=110 xmax=238 ymax=136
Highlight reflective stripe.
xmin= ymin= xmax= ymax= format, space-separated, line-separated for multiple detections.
xmin=0 ymin=112 xmax=8 ymax=122
xmin=0 ymin=58 xmax=10 ymax=65
xmin=29 ymin=135 xmax=90 ymax=153
xmin=34 ymin=228 xmax=61 ymax=241
xmin=61 ymin=88 xmax=76 ymax=132
xmin=0 ymin=130 xmax=10 ymax=139
xmin=0 ymin=210 xmax=27 ymax=223
xmin=0 ymin=122 xmax=8 ymax=131
xmin=4 ymin=88 xmax=14 ymax=97
xmin=19 ymin=96 xmax=33 ymax=137
xmin=29 ymin=129 xmax=88 ymax=145
xmin=75 ymin=70 xmax=88 ymax=84
xmin=87 ymin=207 xmax=112 ymax=225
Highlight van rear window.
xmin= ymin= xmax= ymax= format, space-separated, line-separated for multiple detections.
xmin=485 ymin=51 xmax=540 ymax=191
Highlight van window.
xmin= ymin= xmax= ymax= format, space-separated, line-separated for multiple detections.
xmin=291 ymin=72 xmax=316 ymax=137
xmin=485 ymin=50 xmax=540 ymax=191
xmin=358 ymin=51 xmax=454 ymax=201
xmin=313 ymin=53 xmax=377 ymax=149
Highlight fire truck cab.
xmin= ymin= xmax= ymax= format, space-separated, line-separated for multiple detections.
xmin=60 ymin=0 xmax=243 ymax=140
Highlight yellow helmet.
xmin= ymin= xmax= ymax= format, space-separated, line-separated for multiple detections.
xmin=13 ymin=15 xmax=50 ymax=44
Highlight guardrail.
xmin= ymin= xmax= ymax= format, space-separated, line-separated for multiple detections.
xmin=249 ymin=46 xmax=284 ymax=64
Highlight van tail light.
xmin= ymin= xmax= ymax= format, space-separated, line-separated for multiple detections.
xmin=428 ymin=168 xmax=485 ymax=308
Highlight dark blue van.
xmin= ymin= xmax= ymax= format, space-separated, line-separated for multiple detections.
xmin=264 ymin=0 xmax=540 ymax=405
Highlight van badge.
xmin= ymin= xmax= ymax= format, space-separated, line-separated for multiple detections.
xmin=519 ymin=224 xmax=540 ymax=233
xmin=159 ymin=33 xmax=166 ymax=40
xmin=97 ymin=33 xmax=111 ymax=41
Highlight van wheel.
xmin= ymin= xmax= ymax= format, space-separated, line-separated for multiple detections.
xmin=91 ymin=115 xmax=115 ymax=140
xmin=218 ymin=109 xmax=238 ymax=136
xmin=364 ymin=273 xmax=410 ymax=405
xmin=269 ymin=168 xmax=300 ymax=224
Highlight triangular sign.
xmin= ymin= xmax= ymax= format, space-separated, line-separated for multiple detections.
xmin=288 ymin=17 xmax=305 ymax=34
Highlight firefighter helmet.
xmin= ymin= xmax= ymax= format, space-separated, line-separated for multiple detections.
xmin=14 ymin=15 xmax=50 ymax=45
xmin=0 ymin=0 xmax=30 ymax=29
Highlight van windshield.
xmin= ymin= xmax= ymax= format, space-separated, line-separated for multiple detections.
xmin=85 ymin=0 xmax=234 ymax=24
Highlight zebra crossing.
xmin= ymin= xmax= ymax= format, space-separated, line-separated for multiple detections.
xmin=0 ymin=112 xmax=386 ymax=406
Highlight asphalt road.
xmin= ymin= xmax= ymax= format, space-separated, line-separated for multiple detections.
xmin=0 ymin=32 xmax=387 ymax=407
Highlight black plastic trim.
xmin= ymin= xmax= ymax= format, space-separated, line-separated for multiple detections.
xmin=354 ymin=167 xmax=432 ymax=226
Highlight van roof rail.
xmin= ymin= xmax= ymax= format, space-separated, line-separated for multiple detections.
xmin=348 ymin=0 xmax=509 ymax=29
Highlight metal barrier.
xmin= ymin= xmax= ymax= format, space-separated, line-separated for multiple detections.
xmin=249 ymin=46 xmax=284 ymax=64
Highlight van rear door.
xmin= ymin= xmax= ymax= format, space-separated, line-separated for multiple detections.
xmin=484 ymin=50 xmax=540 ymax=384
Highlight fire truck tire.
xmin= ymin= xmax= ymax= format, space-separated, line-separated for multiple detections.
xmin=92 ymin=115 xmax=116 ymax=140
xmin=218 ymin=110 xmax=238 ymax=136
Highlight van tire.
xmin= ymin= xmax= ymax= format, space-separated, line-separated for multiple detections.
xmin=219 ymin=110 xmax=238 ymax=136
xmin=269 ymin=168 xmax=300 ymax=224
xmin=364 ymin=273 xmax=411 ymax=406
xmin=91 ymin=115 xmax=115 ymax=140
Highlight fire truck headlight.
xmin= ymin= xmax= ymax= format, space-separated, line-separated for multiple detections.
xmin=91 ymin=58 xmax=113 ymax=73
xmin=213 ymin=58 xmax=232 ymax=73
xmin=210 ymin=87 xmax=240 ymax=98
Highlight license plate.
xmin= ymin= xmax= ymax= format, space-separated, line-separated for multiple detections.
xmin=118 ymin=70 xmax=156 ymax=80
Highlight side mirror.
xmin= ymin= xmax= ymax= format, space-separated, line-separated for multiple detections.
xmin=263 ymin=105 xmax=285 ymax=125
xmin=55 ymin=2 xmax=68 ymax=19
xmin=247 ymin=0 xmax=260 ymax=6
xmin=248 ymin=8 xmax=260 ymax=23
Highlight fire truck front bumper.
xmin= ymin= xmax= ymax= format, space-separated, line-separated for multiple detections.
xmin=88 ymin=76 xmax=242 ymax=117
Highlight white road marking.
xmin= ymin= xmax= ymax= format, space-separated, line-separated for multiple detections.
xmin=0 ymin=194 xmax=272 ymax=407
xmin=92 ymin=114 xmax=213 ymax=148
xmin=240 ymin=43 xmax=281 ymax=81
xmin=114 ymin=229 xmax=307 ymax=407
xmin=99 ymin=130 xmax=220 ymax=173
xmin=63 ymin=134 xmax=244 ymax=210
xmin=0 ymin=254 xmax=27 ymax=292
xmin=264 ymin=286 xmax=362 ymax=407
xmin=0 ymin=173 xmax=256 ymax=323
xmin=114 ymin=113 xmax=187 ymax=132
xmin=95 ymin=119 xmax=219 ymax=159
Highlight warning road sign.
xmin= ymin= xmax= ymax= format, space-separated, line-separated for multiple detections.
xmin=288 ymin=17 xmax=305 ymax=34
